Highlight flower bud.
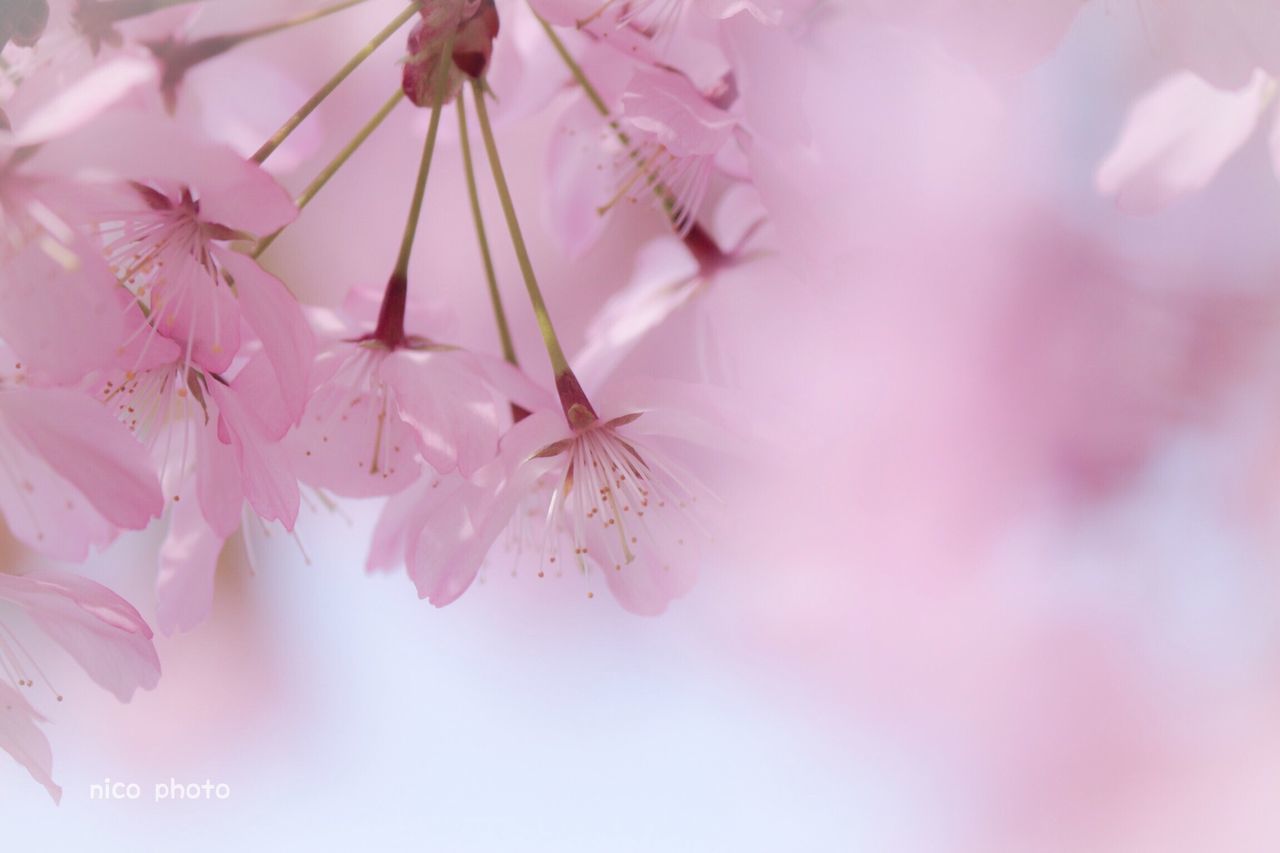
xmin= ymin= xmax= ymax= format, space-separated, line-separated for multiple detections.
xmin=402 ymin=0 xmax=499 ymax=108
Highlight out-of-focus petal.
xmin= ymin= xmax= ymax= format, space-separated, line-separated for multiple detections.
xmin=180 ymin=53 xmax=322 ymax=174
xmin=0 ymin=233 xmax=128 ymax=385
xmin=0 ymin=570 xmax=160 ymax=702
xmin=1096 ymin=71 xmax=1270 ymax=213
xmin=156 ymin=490 xmax=225 ymax=635
xmin=3 ymin=56 xmax=155 ymax=146
xmin=0 ymin=683 xmax=59 ymax=803
xmin=574 ymin=236 xmax=701 ymax=389
xmin=0 ymin=387 xmax=163 ymax=530
xmin=382 ymin=349 xmax=501 ymax=478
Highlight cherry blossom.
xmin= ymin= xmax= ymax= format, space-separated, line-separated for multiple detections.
xmin=291 ymin=289 xmax=536 ymax=497
xmin=378 ymin=376 xmax=728 ymax=614
xmin=0 ymin=568 xmax=161 ymax=802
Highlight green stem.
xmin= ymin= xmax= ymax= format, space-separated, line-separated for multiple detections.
xmin=456 ymin=95 xmax=517 ymax=366
xmin=252 ymin=2 xmax=420 ymax=165
xmin=237 ymin=0 xmax=372 ymax=43
xmin=469 ymin=80 xmax=570 ymax=377
xmin=253 ymin=89 xmax=404 ymax=258
xmin=390 ymin=38 xmax=455 ymax=279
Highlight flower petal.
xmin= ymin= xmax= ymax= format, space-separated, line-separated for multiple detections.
xmin=157 ymin=491 xmax=226 ymax=635
xmin=1096 ymin=71 xmax=1269 ymax=213
xmin=0 ymin=570 xmax=160 ymax=703
xmin=0 ymin=388 xmax=163 ymax=531
xmin=0 ymin=683 xmax=59 ymax=803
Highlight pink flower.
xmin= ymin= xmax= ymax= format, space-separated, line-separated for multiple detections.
xmin=385 ymin=377 xmax=728 ymax=614
xmin=0 ymin=380 xmax=163 ymax=560
xmin=81 ymin=117 xmax=313 ymax=422
xmin=545 ymin=60 xmax=744 ymax=254
xmin=1096 ymin=71 xmax=1277 ymax=212
xmin=0 ymin=567 xmax=161 ymax=802
xmin=292 ymin=289 xmax=540 ymax=497
xmin=616 ymin=66 xmax=741 ymax=232
xmin=99 ymin=344 xmax=302 ymax=529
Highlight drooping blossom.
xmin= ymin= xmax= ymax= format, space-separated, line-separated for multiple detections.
xmin=0 ymin=567 xmax=161 ymax=802
xmin=546 ymin=59 xmax=744 ymax=255
xmin=377 ymin=376 xmax=730 ymax=615
xmin=93 ymin=339 xmax=302 ymax=633
xmin=77 ymin=116 xmax=314 ymax=422
xmin=292 ymin=288 xmax=541 ymax=498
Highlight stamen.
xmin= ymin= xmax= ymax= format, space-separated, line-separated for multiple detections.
xmin=0 ymin=622 xmax=63 ymax=702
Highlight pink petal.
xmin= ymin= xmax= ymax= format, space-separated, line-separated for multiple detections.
xmin=156 ymin=490 xmax=225 ymax=635
xmin=0 ymin=388 xmax=163 ymax=530
xmin=292 ymin=379 xmax=422 ymax=498
xmin=218 ymin=249 xmax=315 ymax=426
xmin=0 ymin=683 xmax=59 ymax=803
xmin=0 ymin=570 xmax=161 ymax=702
xmin=544 ymin=96 xmax=616 ymax=259
xmin=382 ymin=349 xmax=501 ymax=478
xmin=195 ymin=412 xmax=244 ymax=539
xmin=209 ymin=378 xmax=300 ymax=530
xmin=1096 ymin=71 xmax=1269 ymax=213
xmin=0 ymin=425 xmax=117 ymax=560
xmin=0 ymin=232 xmax=128 ymax=385
xmin=180 ymin=53 xmax=322 ymax=174
xmin=51 ymin=111 xmax=297 ymax=236
xmin=590 ymin=518 xmax=698 ymax=615
xmin=527 ymin=0 xmax=600 ymax=27
xmin=467 ymin=352 xmax=558 ymax=414
xmin=574 ymin=237 xmax=701 ymax=389
xmin=407 ymin=412 xmax=566 ymax=605
xmin=620 ymin=68 xmax=737 ymax=157
xmin=366 ymin=476 xmax=434 ymax=574
xmin=5 ymin=56 xmax=155 ymax=147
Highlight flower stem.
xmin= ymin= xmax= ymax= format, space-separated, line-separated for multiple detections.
xmin=456 ymin=95 xmax=517 ymax=366
xmin=252 ymin=2 xmax=420 ymax=166
xmin=469 ymin=80 xmax=568 ymax=376
xmin=371 ymin=35 xmax=455 ymax=346
xmin=235 ymin=0 xmax=373 ymax=44
xmin=470 ymin=79 xmax=597 ymax=423
xmin=390 ymin=42 xmax=454 ymax=280
xmin=253 ymin=89 xmax=404 ymax=258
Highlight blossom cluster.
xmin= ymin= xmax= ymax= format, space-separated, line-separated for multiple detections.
xmin=1 ymin=0 xmax=1277 ymax=808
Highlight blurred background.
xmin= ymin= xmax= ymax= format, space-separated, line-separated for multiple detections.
xmin=8 ymin=1 xmax=1280 ymax=850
